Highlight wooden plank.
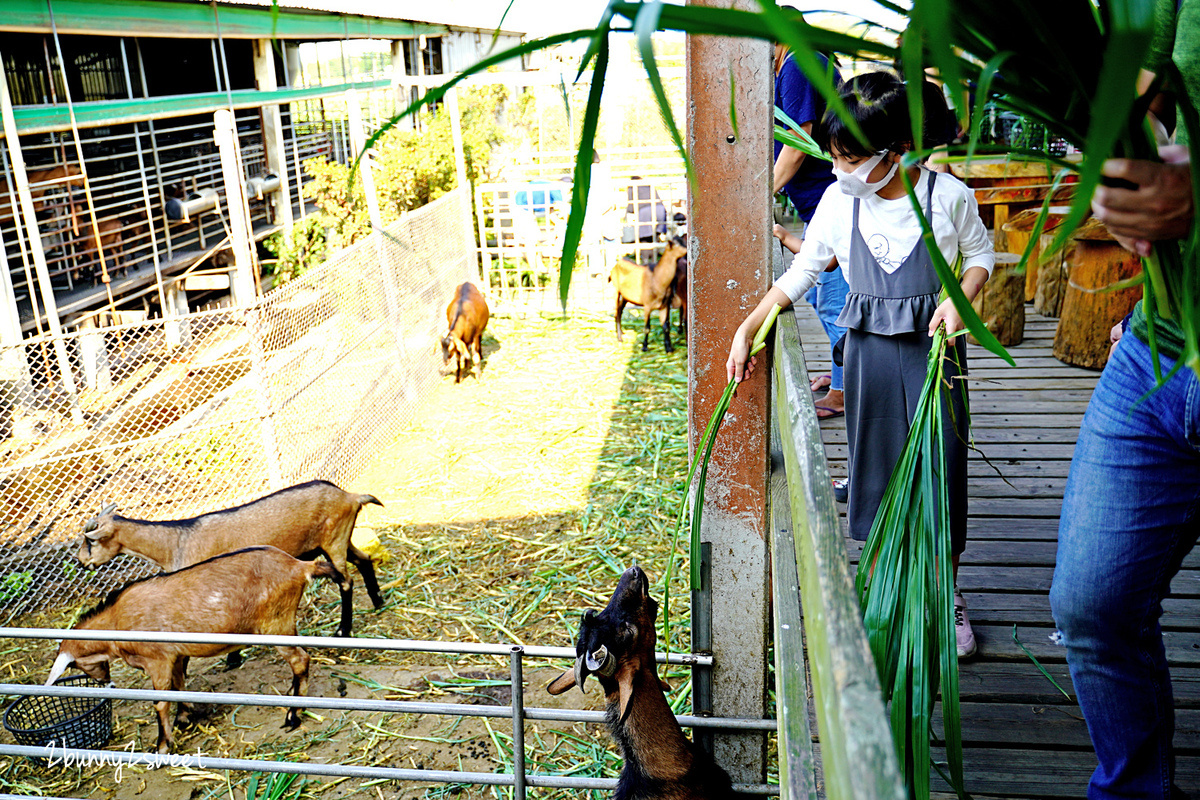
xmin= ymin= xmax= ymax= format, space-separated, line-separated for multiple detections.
xmin=804 ymin=741 xmax=1200 ymax=798
xmin=820 ymin=428 xmax=1084 ymax=445
xmin=770 ymin=440 xmax=819 ymax=800
xmin=775 ymin=309 xmax=905 ymax=800
xmin=930 ymin=750 xmax=1200 ymax=798
xmin=823 ymin=444 xmax=1080 ymax=461
xmin=968 ymin=624 xmax=1200 ymax=668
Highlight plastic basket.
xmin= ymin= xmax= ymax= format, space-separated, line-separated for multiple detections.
xmin=3 ymin=674 xmax=113 ymax=763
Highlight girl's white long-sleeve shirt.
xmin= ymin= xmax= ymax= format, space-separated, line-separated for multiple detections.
xmin=774 ymin=167 xmax=995 ymax=303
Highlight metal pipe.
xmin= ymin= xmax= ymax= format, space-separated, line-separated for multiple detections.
xmin=0 ymin=744 xmax=780 ymax=794
xmin=119 ymin=37 xmax=165 ymax=308
xmin=693 ymin=540 xmax=715 ymax=757
xmin=0 ymin=46 xmax=82 ymax=422
xmin=510 ymin=646 xmax=527 ymax=800
xmin=0 ymin=628 xmax=713 ymax=665
xmin=0 ymin=683 xmax=776 ymax=730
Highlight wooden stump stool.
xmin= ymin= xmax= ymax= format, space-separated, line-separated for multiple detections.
xmin=1053 ymin=218 xmax=1144 ymax=370
xmin=1001 ymin=205 xmax=1072 ymax=302
xmin=1034 ymin=231 xmax=1074 ymax=318
xmin=969 ymin=252 xmax=1024 ymax=347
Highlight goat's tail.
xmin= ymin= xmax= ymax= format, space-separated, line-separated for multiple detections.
xmin=358 ymin=494 xmax=383 ymax=508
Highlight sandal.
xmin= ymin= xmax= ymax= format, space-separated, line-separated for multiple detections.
xmin=810 ymin=373 xmax=832 ymax=392
xmin=815 ymin=405 xmax=844 ymax=420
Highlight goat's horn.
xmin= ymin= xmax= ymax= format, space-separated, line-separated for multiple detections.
xmin=574 ymin=656 xmax=588 ymax=695
xmin=98 ymin=502 xmax=117 ymax=516
xmin=585 ymin=645 xmax=616 ymax=677
xmin=46 ymin=652 xmax=73 ymax=686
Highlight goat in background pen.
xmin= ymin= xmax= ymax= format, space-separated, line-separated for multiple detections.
xmin=47 ymin=546 xmax=339 ymax=754
xmin=441 ymin=281 xmax=490 ymax=383
xmin=609 ymin=240 xmax=687 ymax=354
xmin=547 ymin=565 xmax=735 ymax=800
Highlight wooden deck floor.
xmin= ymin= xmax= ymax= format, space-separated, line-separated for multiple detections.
xmin=794 ymin=310 xmax=1200 ymax=798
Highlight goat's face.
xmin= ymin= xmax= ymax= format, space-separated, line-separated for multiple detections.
xmin=441 ymin=334 xmax=468 ymax=366
xmin=75 ymin=503 xmax=120 ymax=567
xmin=547 ymin=565 xmax=659 ymax=719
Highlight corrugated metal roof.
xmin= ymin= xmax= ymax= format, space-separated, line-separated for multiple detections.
xmin=215 ymin=0 xmax=527 ymax=37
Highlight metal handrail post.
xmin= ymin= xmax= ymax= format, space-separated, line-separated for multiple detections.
xmin=510 ymin=645 xmax=527 ymax=800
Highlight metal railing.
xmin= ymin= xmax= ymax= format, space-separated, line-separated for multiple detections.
xmin=0 ymin=628 xmax=779 ymax=797
xmin=769 ymin=300 xmax=905 ymax=800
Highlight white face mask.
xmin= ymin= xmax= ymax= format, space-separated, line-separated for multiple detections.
xmin=834 ymin=151 xmax=899 ymax=198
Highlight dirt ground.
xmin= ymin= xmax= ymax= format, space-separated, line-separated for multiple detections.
xmin=0 ymin=312 xmax=694 ymax=800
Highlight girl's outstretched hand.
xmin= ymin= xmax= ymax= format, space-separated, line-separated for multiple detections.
xmin=929 ymin=297 xmax=965 ymax=336
xmin=727 ymin=328 xmax=757 ymax=383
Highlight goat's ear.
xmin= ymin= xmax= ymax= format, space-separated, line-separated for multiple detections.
xmin=546 ymin=668 xmax=577 ymax=695
xmin=616 ymin=669 xmax=636 ymax=723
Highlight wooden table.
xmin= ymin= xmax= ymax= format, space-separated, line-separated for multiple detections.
xmin=945 ymin=157 xmax=1080 ymax=251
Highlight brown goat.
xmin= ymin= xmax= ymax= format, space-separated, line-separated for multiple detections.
xmin=76 ymin=480 xmax=383 ymax=639
xmin=0 ymin=163 xmax=84 ymax=226
xmin=547 ymin=565 xmax=735 ymax=800
xmin=46 ymin=546 xmax=339 ymax=754
xmin=441 ymin=282 xmax=490 ymax=383
xmin=609 ymin=241 xmax=686 ymax=353
xmin=673 ymin=251 xmax=688 ymax=339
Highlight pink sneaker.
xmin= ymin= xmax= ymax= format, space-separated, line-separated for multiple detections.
xmin=954 ymin=587 xmax=977 ymax=659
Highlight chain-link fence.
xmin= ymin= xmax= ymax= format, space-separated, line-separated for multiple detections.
xmin=0 ymin=187 xmax=474 ymax=621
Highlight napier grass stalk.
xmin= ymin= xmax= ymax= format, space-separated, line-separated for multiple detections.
xmin=855 ymin=326 xmax=967 ymax=799
xmin=661 ymin=305 xmax=782 ymax=647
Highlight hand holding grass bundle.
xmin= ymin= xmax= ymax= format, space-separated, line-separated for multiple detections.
xmin=854 ymin=325 xmax=968 ymax=800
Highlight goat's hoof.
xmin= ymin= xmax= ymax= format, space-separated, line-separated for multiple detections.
xmin=334 ymin=629 xmax=350 ymax=638
xmin=371 ymin=598 xmax=386 ymax=611
xmin=224 ymin=651 xmax=244 ymax=671
xmin=282 ymin=714 xmax=302 ymax=731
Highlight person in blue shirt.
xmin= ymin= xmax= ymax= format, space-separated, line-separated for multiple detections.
xmin=774 ymin=43 xmax=848 ymax=419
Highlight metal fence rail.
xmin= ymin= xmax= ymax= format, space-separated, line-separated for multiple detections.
xmin=0 ymin=187 xmax=474 ymax=620
xmin=0 ymin=628 xmax=777 ymax=797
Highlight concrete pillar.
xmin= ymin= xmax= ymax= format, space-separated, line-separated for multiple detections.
xmin=444 ymin=88 xmax=476 ymax=275
xmin=0 ymin=241 xmax=24 ymax=439
xmin=254 ymin=39 xmax=294 ymax=235
xmin=686 ymin=0 xmax=772 ymax=783
xmin=213 ymin=108 xmax=257 ymax=306
xmin=78 ymin=314 xmax=111 ymax=392
xmin=164 ymin=280 xmax=191 ymax=348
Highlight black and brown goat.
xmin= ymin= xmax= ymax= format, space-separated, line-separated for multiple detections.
xmin=609 ymin=241 xmax=687 ymax=353
xmin=47 ymin=546 xmax=338 ymax=754
xmin=547 ymin=565 xmax=735 ymax=800
xmin=441 ymin=282 xmax=490 ymax=382
xmin=76 ymin=480 xmax=383 ymax=638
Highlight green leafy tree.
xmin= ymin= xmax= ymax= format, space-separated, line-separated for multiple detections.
xmin=302 ymin=86 xmax=508 ymax=251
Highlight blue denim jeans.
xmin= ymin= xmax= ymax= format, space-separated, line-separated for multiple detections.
xmin=1051 ymin=334 xmax=1200 ymax=799
xmin=802 ymin=266 xmax=850 ymax=392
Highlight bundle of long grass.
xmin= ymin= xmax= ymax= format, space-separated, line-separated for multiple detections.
xmin=853 ymin=326 xmax=966 ymax=798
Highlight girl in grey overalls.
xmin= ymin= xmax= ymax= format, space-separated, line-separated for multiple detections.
xmin=727 ymin=71 xmax=993 ymax=656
